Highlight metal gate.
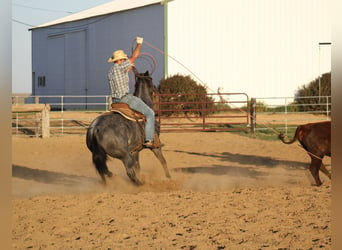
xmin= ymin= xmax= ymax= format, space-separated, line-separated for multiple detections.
xmin=155 ymin=93 xmax=249 ymax=132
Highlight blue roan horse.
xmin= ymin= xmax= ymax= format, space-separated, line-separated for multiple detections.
xmin=86 ymin=68 xmax=171 ymax=185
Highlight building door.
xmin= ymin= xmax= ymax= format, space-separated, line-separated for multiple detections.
xmin=65 ymin=30 xmax=86 ymax=95
xmin=47 ymin=34 xmax=65 ymax=95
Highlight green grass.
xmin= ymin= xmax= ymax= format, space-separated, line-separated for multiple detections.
xmin=225 ymin=124 xmax=298 ymax=141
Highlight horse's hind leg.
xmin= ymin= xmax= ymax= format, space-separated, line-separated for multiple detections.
xmin=309 ymin=157 xmax=323 ymax=186
xmin=319 ymin=161 xmax=331 ymax=179
xmin=122 ymin=154 xmax=143 ymax=185
xmin=92 ymin=151 xmax=113 ymax=184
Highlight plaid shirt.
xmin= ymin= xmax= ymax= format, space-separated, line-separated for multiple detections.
xmin=108 ymin=60 xmax=132 ymax=98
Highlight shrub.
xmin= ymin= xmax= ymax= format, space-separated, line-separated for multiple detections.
xmin=266 ymin=103 xmax=299 ymax=113
xmin=254 ymin=101 xmax=268 ymax=112
xmin=158 ymin=74 xmax=215 ymax=116
xmin=294 ymin=72 xmax=331 ymax=111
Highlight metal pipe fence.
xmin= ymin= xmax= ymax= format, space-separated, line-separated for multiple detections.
xmin=252 ymin=96 xmax=331 ymax=135
xmin=12 ymin=95 xmax=110 ymax=136
xmin=155 ymin=92 xmax=249 ymax=132
xmin=11 ymin=94 xmax=331 ymax=137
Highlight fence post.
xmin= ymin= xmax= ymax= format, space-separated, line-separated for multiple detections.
xmin=326 ymin=96 xmax=329 ymax=119
xmin=250 ymin=98 xmax=256 ymax=133
xmin=41 ymin=104 xmax=50 ymax=138
xmin=34 ymin=96 xmax=40 ymax=136
xmin=284 ymin=97 xmax=288 ymax=135
xmin=202 ymin=94 xmax=206 ymax=130
xmin=107 ymin=96 xmax=112 ymax=111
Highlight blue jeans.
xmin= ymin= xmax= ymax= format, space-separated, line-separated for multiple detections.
xmin=114 ymin=95 xmax=155 ymax=141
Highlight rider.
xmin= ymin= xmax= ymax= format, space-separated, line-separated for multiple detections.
xmin=107 ymin=36 xmax=155 ymax=148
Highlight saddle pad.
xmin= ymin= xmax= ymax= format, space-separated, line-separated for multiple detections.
xmin=110 ymin=103 xmax=146 ymax=122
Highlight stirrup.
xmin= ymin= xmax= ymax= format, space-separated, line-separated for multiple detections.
xmin=143 ymin=140 xmax=154 ymax=148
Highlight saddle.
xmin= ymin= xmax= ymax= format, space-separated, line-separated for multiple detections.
xmin=104 ymin=103 xmax=161 ymax=149
xmin=109 ymin=103 xmax=146 ymax=122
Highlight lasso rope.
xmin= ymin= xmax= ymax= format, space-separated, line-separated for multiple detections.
xmin=136 ymin=52 xmax=157 ymax=75
xmin=143 ymin=40 xmax=206 ymax=85
xmin=142 ymin=40 xmax=326 ymax=161
xmin=144 ymin=40 xmax=250 ymax=113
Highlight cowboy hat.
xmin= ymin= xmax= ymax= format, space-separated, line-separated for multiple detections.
xmin=107 ymin=50 xmax=128 ymax=63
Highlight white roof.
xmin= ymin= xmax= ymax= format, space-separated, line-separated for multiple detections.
xmin=32 ymin=0 xmax=164 ymax=29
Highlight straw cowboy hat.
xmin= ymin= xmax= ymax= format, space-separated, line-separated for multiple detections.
xmin=107 ymin=50 xmax=128 ymax=63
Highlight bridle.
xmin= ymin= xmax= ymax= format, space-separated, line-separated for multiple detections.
xmin=132 ymin=67 xmax=155 ymax=100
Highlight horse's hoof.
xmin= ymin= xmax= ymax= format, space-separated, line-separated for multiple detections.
xmin=126 ymin=169 xmax=143 ymax=185
xmin=100 ymin=177 xmax=107 ymax=185
xmin=134 ymin=179 xmax=143 ymax=186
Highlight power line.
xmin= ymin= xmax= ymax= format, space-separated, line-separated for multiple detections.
xmin=12 ymin=19 xmax=35 ymax=27
xmin=13 ymin=3 xmax=74 ymax=14
xmin=12 ymin=14 xmax=111 ymax=30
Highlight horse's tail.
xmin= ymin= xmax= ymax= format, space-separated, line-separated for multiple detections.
xmin=86 ymin=126 xmax=108 ymax=183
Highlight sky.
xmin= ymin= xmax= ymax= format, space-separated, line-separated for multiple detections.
xmin=12 ymin=0 xmax=113 ymax=93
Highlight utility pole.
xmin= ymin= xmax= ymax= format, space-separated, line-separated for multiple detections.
xmin=318 ymin=42 xmax=331 ymax=103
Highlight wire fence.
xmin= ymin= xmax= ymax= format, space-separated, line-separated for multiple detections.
xmin=252 ymin=96 xmax=331 ymax=135
xmin=11 ymin=94 xmax=331 ymax=137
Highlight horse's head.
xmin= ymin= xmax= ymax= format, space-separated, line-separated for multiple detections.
xmin=133 ymin=67 xmax=156 ymax=108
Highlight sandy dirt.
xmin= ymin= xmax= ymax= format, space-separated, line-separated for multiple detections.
xmin=12 ymin=131 xmax=331 ymax=249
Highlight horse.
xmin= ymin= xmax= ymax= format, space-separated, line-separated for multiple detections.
xmin=86 ymin=68 xmax=171 ymax=185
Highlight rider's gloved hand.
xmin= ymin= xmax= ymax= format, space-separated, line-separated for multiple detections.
xmin=136 ymin=37 xmax=143 ymax=44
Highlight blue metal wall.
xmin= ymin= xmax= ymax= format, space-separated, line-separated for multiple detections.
xmin=31 ymin=4 xmax=165 ymax=100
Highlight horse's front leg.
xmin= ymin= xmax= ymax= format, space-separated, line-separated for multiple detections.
xmin=132 ymin=152 xmax=141 ymax=173
xmin=122 ymin=154 xmax=143 ymax=185
xmin=151 ymin=147 xmax=171 ymax=178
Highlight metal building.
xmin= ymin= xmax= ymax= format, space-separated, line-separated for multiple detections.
xmin=166 ymin=0 xmax=330 ymax=101
xmin=30 ymin=0 xmax=167 ymax=102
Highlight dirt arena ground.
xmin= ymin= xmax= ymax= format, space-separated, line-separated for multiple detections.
xmin=12 ymin=130 xmax=331 ymax=249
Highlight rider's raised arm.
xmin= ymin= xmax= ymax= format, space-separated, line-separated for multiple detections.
xmin=129 ymin=37 xmax=143 ymax=64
